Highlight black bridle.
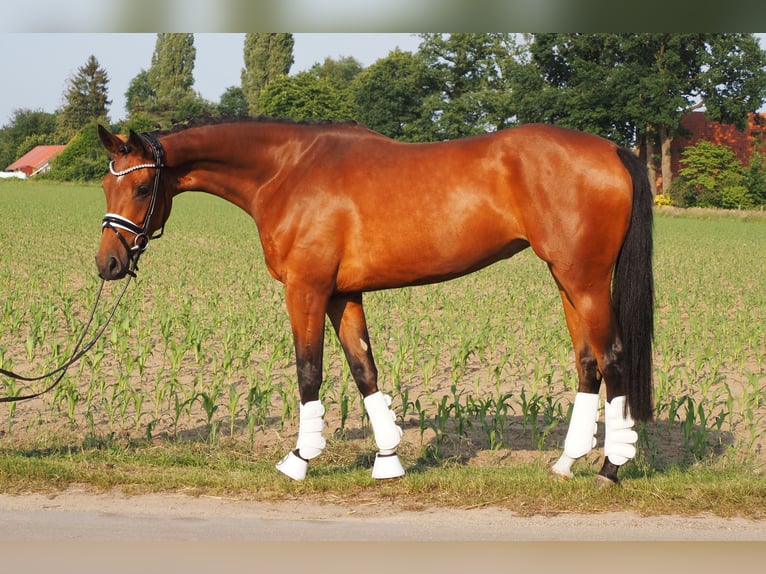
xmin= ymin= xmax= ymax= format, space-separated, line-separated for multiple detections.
xmin=101 ymin=132 xmax=166 ymax=277
xmin=0 ymin=133 xmax=166 ymax=403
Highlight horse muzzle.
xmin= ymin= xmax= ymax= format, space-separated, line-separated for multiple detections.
xmin=95 ymin=250 xmax=129 ymax=281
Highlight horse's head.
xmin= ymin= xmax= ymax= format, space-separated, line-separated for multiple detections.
xmin=96 ymin=125 xmax=173 ymax=280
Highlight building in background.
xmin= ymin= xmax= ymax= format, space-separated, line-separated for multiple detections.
xmin=668 ymin=111 xmax=766 ymax=183
xmin=3 ymin=145 xmax=67 ymax=177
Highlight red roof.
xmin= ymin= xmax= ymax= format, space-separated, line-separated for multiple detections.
xmin=6 ymin=145 xmax=66 ymax=176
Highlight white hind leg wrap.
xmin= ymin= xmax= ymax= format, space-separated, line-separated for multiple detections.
xmin=364 ymin=391 xmax=403 ymax=454
xmin=604 ymin=396 xmax=637 ymax=465
xmin=551 ymin=392 xmax=599 ymax=478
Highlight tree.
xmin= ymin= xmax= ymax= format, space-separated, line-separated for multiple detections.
xmin=241 ymin=33 xmax=294 ymax=115
xmin=180 ymin=95 xmax=217 ymax=122
xmin=148 ymin=33 xmax=196 ymax=102
xmin=0 ymin=109 xmax=58 ymax=169
xmin=217 ymin=86 xmax=249 ymax=117
xmin=125 ymin=69 xmax=154 ymax=116
xmin=745 ymin=150 xmax=766 ymax=206
xmin=56 ymin=55 xmax=111 ymax=139
xmin=518 ymin=33 xmax=766 ymax=192
xmin=258 ymin=55 xmax=362 ymax=122
xmin=417 ymin=33 xmax=521 ymax=141
xmin=259 ymin=72 xmax=353 ymax=122
xmin=309 ymin=56 xmax=363 ymax=88
xmin=49 ymin=119 xmax=109 ymax=181
xmin=126 ymin=34 xmax=207 ymax=127
xmin=699 ymin=34 xmax=766 ymax=130
xmin=351 ymin=49 xmax=431 ymax=140
xmin=669 ymin=140 xmax=751 ymax=208
xmin=516 ymin=34 xmax=634 ymax=143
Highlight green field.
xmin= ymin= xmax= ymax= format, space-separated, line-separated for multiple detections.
xmin=1 ymin=179 xmax=764 ymax=514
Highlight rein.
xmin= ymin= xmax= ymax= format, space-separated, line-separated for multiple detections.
xmin=0 ymin=278 xmax=131 ymax=403
xmin=0 ymin=132 xmax=165 ymax=403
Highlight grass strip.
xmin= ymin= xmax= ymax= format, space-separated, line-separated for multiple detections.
xmin=1 ymin=440 xmax=763 ymax=519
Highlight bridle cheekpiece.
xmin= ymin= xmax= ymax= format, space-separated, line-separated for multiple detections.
xmin=101 ymin=132 xmax=166 ymax=277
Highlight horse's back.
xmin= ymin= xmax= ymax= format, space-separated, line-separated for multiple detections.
xmin=356 ymin=125 xmax=629 ymax=276
xmin=268 ymin=123 xmax=636 ymax=292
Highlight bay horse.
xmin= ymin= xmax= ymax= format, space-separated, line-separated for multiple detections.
xmin=96 ymin=118 xmax=653 ymax=485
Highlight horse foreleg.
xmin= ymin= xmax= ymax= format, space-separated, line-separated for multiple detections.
xmin=327 ymin=293 xmax=404 ymax=479
xmin=275 ymin=285 xmax=330 ymax=481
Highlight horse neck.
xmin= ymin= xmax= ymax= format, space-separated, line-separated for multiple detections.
xmin=162 ymin=122 xmax=304 ymax=212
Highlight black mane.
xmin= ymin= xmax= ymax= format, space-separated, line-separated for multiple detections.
xmin=152 ymin=114 xmax=362 ymax=136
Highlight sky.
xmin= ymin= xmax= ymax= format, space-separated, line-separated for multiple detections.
xmin=2 ymin=32 xmax=765 ymax=128
xmin=0 ymin=33 xmax=423 ymax=126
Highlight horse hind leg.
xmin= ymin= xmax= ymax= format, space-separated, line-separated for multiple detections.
xmin=581 ymin=302 xmax=639 ymax=486
xmin=327 ymin=293 xmax=405 ymax=479
xmin=551 ymin=286 xmax=602 ymax=479
xmin=549 ymin=269 xmax=638 ymax=485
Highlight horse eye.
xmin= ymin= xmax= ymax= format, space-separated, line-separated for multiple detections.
xmin=136 ymin=185 xmax=151 ymax=197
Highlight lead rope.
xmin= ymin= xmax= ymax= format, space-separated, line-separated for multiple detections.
xmin=0 ymin=275 xmax=133 ymax=403
xmin=0 ymin=132 xmax=163 ymax=404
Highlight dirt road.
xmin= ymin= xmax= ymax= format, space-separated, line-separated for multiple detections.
xmin=1 ymin=488 xmax=764 ymax=542
xmin=1 ymin=489 xmax=763 ymax=574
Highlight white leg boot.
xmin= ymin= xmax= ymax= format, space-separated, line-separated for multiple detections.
xmin=551 ymin=392 xmax=600 ymax=478
xmin=604 ymin=396 xmax=638 ymax=465
xmin=364 ymin=391 xmax=405 ymax=479
xmin=276 ymin=400 xmax=326 ymax=481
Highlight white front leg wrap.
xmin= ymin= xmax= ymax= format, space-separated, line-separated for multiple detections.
xmin=364 ymin=391 xmax=403 ymax=454
xmin=275 ymin=400 xmax=326 ymax=481
xmin=295 ymin=400 xmax=327 ymax=460
xmin=551 ymin=392 xmax=599 ymax=478
xmin=604 ymin=396 xmax=637 ymax=465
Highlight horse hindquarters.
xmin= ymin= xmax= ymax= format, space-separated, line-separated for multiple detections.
xmin=550 ymin=146 xmax=654 ymax=484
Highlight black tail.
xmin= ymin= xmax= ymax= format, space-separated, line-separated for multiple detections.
xmin=613 ymin=147 xmax=654 ymax=422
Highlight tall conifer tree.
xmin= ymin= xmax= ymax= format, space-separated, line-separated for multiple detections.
xmin=148 ymin=33 xmax=196 ymax=102
xmin=57 ymin=55 xmax=111 ymax=137
xmin=241 ymin=33 xmax=294 ymax=115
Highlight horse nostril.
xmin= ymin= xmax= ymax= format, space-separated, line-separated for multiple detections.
xmin=97 ymin=254 xmax=124 ymax=280
xmin=106 ymin=256 xmax=126 ymax=279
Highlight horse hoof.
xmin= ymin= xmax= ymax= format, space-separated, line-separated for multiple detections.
xmin=371 ymin=452 xmax=405 ymax=480
xmin=594 ymin=474 xmax=618 ymax=488
xmin=549 ymin=467 xmax=573 ymax=480
xmin=550 ymin=453 xmax=576 ymax=479
xmin=276 ymin=450 xmax=308 ymax=481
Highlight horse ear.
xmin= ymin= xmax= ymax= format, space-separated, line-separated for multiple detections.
xmin=98 ymin=125 xmax=124 ymax=155
xmin=127 ymin=130 xmax=153 ymax=158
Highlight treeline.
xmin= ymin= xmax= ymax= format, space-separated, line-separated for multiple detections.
xmin=2 ymin=33 xmax=766 ymax=207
